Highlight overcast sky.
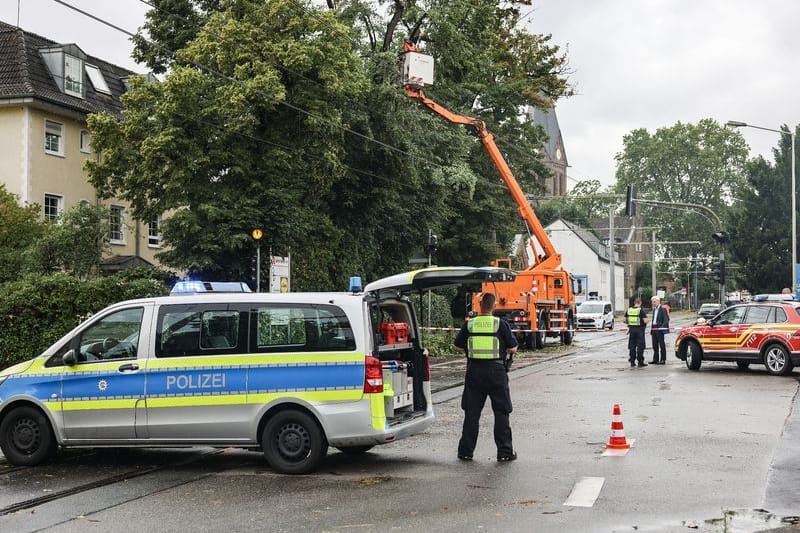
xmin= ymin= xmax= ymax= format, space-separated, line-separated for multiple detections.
xmin=3 ymin=0 xmax=798 ymax=189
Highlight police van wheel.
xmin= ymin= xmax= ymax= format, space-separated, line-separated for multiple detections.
xmin=336 ymin=445 xmax=374 ymax=455
xmin=262 ymin=410 xmax=327 ymax=474
xmin=0 ymin=406 xmax=57 ymax=466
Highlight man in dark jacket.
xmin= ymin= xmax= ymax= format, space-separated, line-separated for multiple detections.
xmin=649 ymin=296 xmax=670 ymax=364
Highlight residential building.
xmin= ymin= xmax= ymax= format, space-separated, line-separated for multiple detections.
xmin=544 ymin=218 xmax=625 ymax=312
xmin=526 ymin=105 xmax=567 ymax=196
xmin=0 ymin=20 xmax=160 ymax=272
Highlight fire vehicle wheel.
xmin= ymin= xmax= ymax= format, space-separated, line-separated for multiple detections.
xmin=262 ymin=410 xmax=327 ymax=474
xmin=561 ymin=316 xmax=574 ymax=345
xmin=608 ymin=319 xmax=615 ymax=330
xmin=336 ymin=445 xmax=374 ymax=455
xmin=0 ymin=406 xmax=57 ymax=466
xmin=763 ymin=344 xmax=793 ymax=376
xmin=534 ymin=317 xmax=546 ymax=349
xmin=685 ymin=340 xmax=702 ymax=370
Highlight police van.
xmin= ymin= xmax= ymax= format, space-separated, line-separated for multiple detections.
xmin=0 ymin=267 xmax=514 ymax=474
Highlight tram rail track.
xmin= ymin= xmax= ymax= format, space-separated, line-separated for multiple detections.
xmin=0 ymin=449 xmax=224 ymax=516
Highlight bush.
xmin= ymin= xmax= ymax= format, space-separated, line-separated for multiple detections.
xmin=0 ymin=272 xmax=169 ymax=369
xmin=421 ymin=330 xmax=459 ymax=358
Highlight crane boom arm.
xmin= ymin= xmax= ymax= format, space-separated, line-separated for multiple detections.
xmin=404 ymin=86 xmax=561 ymax=270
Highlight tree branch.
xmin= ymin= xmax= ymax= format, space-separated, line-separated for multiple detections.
xmin=382 ymin=0 xmax=405 ymax=53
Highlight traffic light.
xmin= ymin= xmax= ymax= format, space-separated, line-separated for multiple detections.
xmin=625 ymin=184 xmax=636 ymax=217
xmin=250 ymin=227 xmax=264 ymax=241
xmin=712 ymin=260 xmax=726 ymax=284
xmin=426 ymin=233 xmax=438 ymax=255
xmin=711 ymin=231 xmax=728 ymax=244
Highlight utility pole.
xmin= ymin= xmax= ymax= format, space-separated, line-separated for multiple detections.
xmin=609 ymin=206 xmax=616 ymax=314
xmin=250 ymin=228 xmax=264 ymax=292
xmin=651 ymin=230 xmax=657 ymax=298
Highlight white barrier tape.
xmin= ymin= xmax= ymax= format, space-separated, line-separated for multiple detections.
xmin=420 ymin=326 xmax=685 ymax=334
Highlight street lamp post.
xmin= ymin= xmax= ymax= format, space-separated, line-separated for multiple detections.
xmin=726 ymin=121 xmax=797 ymax=294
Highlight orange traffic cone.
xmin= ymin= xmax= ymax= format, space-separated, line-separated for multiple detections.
xmin=605 ymin=403 xmax=631 ymax=449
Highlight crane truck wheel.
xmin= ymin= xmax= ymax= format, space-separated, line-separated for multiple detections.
xmin=561 ymin=314 xmax=575 ymax=346
xmin=524 ymin=332 xmax=535 ymax=350
xmin=534 ymin=316 xmax=546 ymax=349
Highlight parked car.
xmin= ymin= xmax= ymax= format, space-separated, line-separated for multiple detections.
xmin=697 ymin=303 xmax=722 ymax=320
xmin=675 ymin=301 xmax=800 ymax=375
xmin=576 ymin=300 xmax=614 ymax=330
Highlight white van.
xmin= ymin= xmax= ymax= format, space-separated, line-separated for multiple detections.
xmin=576 ymin=300 xmax=614 ymax=330
xmin=0 ymin=267 xmax=514 ymax=474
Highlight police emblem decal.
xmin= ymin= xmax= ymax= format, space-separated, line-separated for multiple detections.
xmin=98 ymin=379 xmax=108 ymax=392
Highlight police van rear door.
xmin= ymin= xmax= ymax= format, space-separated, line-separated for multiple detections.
xmin=364 ymin=266 xmax=516 ymax=294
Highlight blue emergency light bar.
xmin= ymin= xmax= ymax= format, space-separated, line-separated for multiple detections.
xmin=349 ymin=276 xmax=363 ymax=293
xmin=171 ymin=281 xmax=253 ymax=295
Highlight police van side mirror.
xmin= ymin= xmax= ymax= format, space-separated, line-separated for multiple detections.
xmin=63 ymin=349 xmax=77 ymax=366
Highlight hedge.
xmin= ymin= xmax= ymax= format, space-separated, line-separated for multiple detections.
xmin=0 ymin=272 xmax=169 ymax=369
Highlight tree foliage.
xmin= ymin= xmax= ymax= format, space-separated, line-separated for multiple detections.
xmin=728 ymin=126 xmax=799 ymax=292
xmin=28 ymin=204 xmax=110 ymax=279
xmin=613 ymin=119 xmax=748 ymax=267
xmin=0 ymin=184 xmax=44 ymax=283
xmin=88 ymin=0 xmax=571 ymax=289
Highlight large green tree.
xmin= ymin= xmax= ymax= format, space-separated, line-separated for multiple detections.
xmin=0 ymin=184 xmax=44 ymax=282
xmin=728 ymin=127 xmax=799 ymax=292
xmin=88 ymin=0 xmax=570 ymax=289
xmin=614 ymin=119 xmax=748 ymax=271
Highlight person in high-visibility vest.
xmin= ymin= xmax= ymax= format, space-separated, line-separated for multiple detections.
xmin=453 ymin=293 xmax=519 ymax=462
xmin=626 ymin=296 xmax=649 ymax=367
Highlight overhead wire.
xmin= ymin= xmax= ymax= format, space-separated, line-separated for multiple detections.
xmin=50 ymin=0 xmax=452 ymax=173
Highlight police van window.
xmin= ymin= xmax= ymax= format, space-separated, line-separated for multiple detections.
xmin=200 ymin=311 xmax=239 ymax=349
xmin=157 ymin=306 xmax=242 ymax=357
xmin=251 ymin=304 xmax=355 ymax=353
xmin=64 ymin=307 xmax=144 ymax=364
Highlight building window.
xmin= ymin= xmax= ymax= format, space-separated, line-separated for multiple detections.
xmin=148 ymin=215 xmax=162 ymax=247
xmin=601 ymin=269 xmax=607 ymax=283
xmin=45 ymin=120 xmax=64 ymax=155
xmin=64 ymin=53 xmax=83 ymax=97
xmin=43 ymin=194 xmax=63 ymax=222
xmin=84 ymin=64 xmax=111 ymax=95
xmin=109 ymin=205 xmax=125 ymax=244
xmin=80 ymin=130 xmax=91 ymax=153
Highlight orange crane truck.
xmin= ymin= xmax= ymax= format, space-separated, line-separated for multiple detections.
xmin=401 ymin=41 xmax=579 ymax=349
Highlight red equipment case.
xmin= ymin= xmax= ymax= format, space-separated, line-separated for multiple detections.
xmin=379 ymin=322 xmax=410 ymax=345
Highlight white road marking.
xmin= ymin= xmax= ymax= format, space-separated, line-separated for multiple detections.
xmin=563 ymin=476 xmax=605 ymax=507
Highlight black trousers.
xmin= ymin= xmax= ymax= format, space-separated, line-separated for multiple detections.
xmin=628 ymin=328 xmax=645 ymax=363
xmin=651 ymin=331 xmax=666 ymax=362
xmin=458 ymin=361 xmax=513 ymax=458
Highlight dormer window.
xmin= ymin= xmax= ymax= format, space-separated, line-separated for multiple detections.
xmin=85 ymin=64 xmax=110 ymax=95
xmin=64 ymin=53 xmax=83 ymax=97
